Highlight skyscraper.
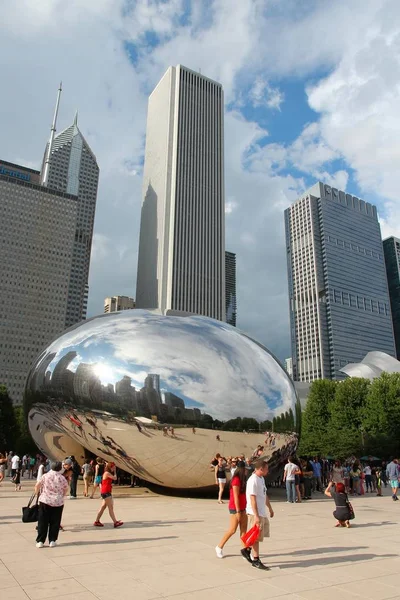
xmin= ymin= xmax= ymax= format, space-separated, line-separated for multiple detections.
xmin=383 ymin=236 xmax=400 ymax=360
xmin=41 ymin=88 xmax=99 ymax=327
xmin=225 ymin=251 xmax=237 ymax=326
xmin=0 ymin=160 xmax=77 ymax=404
xmin=136 ymin=65 xmax=225 ymax=320
xmin=104 ymin=296 xmax=135 ymax=313
xmin=285 ymin=182 xmax=395 ymax=382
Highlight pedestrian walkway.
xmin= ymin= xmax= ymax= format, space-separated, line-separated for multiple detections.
xmin=1 ymin=480 xmax=400 ymax=599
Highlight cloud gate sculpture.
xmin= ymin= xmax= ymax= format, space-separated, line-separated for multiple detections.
xmin=24 ymin=310 xmax=300 ymax=489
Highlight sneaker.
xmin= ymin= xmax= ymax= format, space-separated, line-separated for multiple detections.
xmin=93 ymin=521 xmax=104 ymax=527
xmin=36 ymin=542 xmax=44 ymax=548
xmin=49 ymin=541 xmax=57 ymax=548
xmin=252 ymin=558 xmax=270 ymax=570
xmin=114 ymin=520 xmax=123 ymax=528
xmin=241 ymin=547 xmax=253 ymax=563
xmin=215 ymin=546 xmax=223 ymax=559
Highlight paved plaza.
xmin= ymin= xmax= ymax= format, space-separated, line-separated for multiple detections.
xmin=1 ymin=479 xmax=400 ymax=600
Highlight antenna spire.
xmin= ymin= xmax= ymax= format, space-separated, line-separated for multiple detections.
xmin=41 ymin=82 xmax=62 ymax=186
xmin=74 ymin=109 xmax=78 ymax=126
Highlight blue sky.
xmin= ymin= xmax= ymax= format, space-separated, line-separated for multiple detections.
xmin=0 ymin=0 xmax=399 ymax=362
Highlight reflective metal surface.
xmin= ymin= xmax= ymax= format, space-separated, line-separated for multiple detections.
xmin=341 ymin=350 xmax=400 ymax=380
xmin=25 ymin=310 xmax=300 ymax=489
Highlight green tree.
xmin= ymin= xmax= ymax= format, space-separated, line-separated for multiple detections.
xmin=0 ymin=384 xmax=19 ymax=451
xmin=362 ymin=372 xmax=400 ymax=457
xmin=325 ymin=378 xmax=370 ymax=457
xmin=298 ymin=379 xmax=337 ymax=455
xmin=14 ymin=406 xmax=37 ymax=455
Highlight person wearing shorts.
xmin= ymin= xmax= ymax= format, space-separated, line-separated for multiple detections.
xmin=93 ymin=462 xmax=123 ymax=528
xmin=215 ymin=457 xmax=227 ymax=504
xmin=90 ymin=458 xmax=105 ymax=499
xmin=386 ymin=459 xmax=399 ymax=501
xmin=241 ymin=459 xmax=274 ymax=570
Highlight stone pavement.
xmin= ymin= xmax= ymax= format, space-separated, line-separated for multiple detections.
xmin=1 ymin=479 xmax=400 ymax=600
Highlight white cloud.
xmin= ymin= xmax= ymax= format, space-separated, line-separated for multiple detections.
xmin=1 ymin=0 xmax=399 ymax=364
xmin=249 ymin=76 xmax=284 ymax=111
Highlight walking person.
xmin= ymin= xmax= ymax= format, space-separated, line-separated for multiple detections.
xmin=90 ymin=457 xmax=105 ymax=499
xmin=11 ymin=453 xmax=20 ymax=479
xmin=34 ymin=461 xmax=68 ymax=547
xmin=93 ymin=462 xmax=123 ymax=528
xmin=241 ymin=459 xmax=274 ymax=570
xmin=81 ymin=458 xmax=94 ymax=497
xmin=13 ymin=462 xmax=22 ymax=491
xmin=283 ymin=456 xmax=298 ymax=503
xmin=69 ymin=455 xmax=81 ymax=499
xmin=386 ymin=458 xmax=399 ymax=501
xmin=215 ymin=457 xmax=227 ymax=504
xmin=215 ymin=461 xmax=248 ymax=558
xmin=312 ymin=457 xmax=323 ymax=492
xmin=0 ymin=453 xmax=7 ymax=484
xmin=324 ymin=481 xmax=352 ymax=528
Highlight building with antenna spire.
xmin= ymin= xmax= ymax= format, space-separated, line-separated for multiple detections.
xmin=40 ymin=93 xmax=99 ymax=327
xmin=0 ymin=85 xmax=99 ymax=404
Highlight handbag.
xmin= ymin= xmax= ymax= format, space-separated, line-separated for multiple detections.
xmin=241 ymin=524 xmax=260 ymax=547
xmin=22 ymin=493 xmax=39 ymax=523
xmin=346 ymin=497 xmax=355 ymax=520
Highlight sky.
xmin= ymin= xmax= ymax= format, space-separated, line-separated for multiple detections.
xmin=1 ymin=0 xmax=400 ymax=362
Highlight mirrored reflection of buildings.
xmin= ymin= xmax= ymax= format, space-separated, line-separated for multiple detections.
xmin=104 ymin=296 xmax=135 ymax=313
xmin=29 ymin=354 xmax=298 ymax=433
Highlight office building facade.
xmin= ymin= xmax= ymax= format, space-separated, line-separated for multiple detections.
xmin=0 ymin=161 xmax=77 ymax=403
xmin=136 ymin=65 xmax=225 ymax=320
xmin=285 ymin=182 xmax=395 ymax=382
xmin=42 ymin=113 xmax=99 ymax=327
xmin=225 ymin=251 xmax=237 ymax=326
xmin=383 ymin=236 xmax=400 ymax=360
xmin=104 ymin=296 xmax=135 ymax=313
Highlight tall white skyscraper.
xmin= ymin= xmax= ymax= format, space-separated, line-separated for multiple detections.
xmin=136 ymin=65 xmax=225 ymax=320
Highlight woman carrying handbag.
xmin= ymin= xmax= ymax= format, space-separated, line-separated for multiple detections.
xmin=34 ymin=461 xmax=68 ymax=547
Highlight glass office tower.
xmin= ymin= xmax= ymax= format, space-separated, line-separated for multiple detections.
xmin=383 ymin=236 xmax=400 ymax=360
xmin=285 ymin=182 xmax=395 ymax=382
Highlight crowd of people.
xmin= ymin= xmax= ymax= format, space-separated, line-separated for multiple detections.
xmin=2 ymin=445 xmax=399 ymax=566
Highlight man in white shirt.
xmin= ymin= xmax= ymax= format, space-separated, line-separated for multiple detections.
xmin=241 ymin=459 xmax=274 ymax=570
xmin=11 ymin=454 xmax=20 ymax=478
xmin=283 ymin=456 xmax=299 ymax=503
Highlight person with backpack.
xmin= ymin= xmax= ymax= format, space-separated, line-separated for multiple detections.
xmin=69 ymin=455 xmax=81 ymax=499
xmin=90 ymin=457 xmax=105 ymax=499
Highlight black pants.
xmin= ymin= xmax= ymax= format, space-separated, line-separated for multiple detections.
xmin=304 ymin=478 xmax=312 ymax=498
xmin=70 ymin=475 xmax=78 ymax=497
xmin=36 ymin=502 xmax=64 ymax=543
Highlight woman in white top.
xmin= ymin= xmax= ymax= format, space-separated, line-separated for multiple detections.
xmin=36 ymin=459 xmax=47 ymax=482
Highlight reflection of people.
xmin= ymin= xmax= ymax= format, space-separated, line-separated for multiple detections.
xmin=242 ymin=459 xmax=274 ymax=570
xmin=215 ymin=458 xmax=227 ymax=504
xmin=93 ymin=462 xmax=123 ymax=528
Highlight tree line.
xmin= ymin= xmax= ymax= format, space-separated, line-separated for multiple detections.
xmin=298 ymin=373 xmax=400 ymax=458
xmin=0 ymin=384 xmax=36 ymax=454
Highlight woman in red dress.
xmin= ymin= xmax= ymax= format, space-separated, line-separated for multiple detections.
xmin=93 ymin=462 xmax=123 ymax=528
xmin=215 ymin=461 xmax=248 ymax=558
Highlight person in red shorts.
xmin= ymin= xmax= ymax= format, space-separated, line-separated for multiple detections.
xmin=215 ymin=460 xmax=248 ymax=558
xmin=93 ymin=462 xmax=123 ymax=528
